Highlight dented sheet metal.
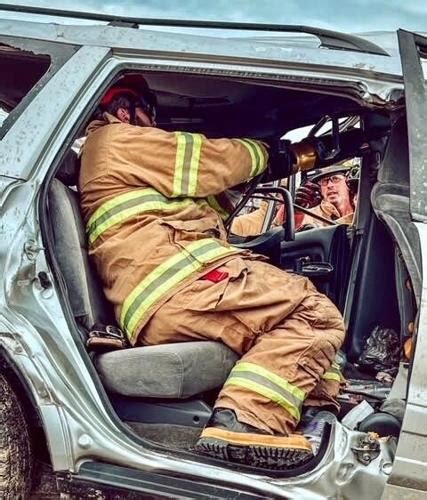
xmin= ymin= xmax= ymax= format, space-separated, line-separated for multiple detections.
xmin=0 ymin=44 xmax=109 ymax=179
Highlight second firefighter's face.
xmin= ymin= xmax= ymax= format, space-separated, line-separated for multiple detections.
xmin=319 ymin=174 xmax=351 ymax=207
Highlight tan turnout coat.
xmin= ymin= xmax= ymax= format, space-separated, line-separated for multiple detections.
xmin=79 ymin=114 xmax=268 ymax=345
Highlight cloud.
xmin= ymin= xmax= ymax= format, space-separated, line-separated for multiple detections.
xmin=1 ymin=0 xmax=426 ymax=32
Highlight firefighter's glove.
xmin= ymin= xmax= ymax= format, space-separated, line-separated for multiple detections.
xmin=295 ymin=181 xmax=323 ymax=209
xmin=265 ymin=139 xmax=295 ymax=182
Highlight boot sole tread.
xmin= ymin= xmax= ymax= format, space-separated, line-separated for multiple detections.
xmin=194 ymin=437 xmax=313 ymax=470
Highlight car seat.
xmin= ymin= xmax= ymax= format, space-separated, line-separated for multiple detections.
xmin=48 ymin=151 xmax=238 ymax=404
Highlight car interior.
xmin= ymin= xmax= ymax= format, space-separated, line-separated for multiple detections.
xmin=1 ymin=53 xmax=418 ymax=474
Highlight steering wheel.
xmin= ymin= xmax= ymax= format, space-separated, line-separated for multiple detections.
xmin=224 ymin=173 xmax=265 ymax=231
xmin=227 ymin=184 xmax=295 ymax=266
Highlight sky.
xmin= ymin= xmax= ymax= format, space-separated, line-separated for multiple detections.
xmin=0 ymin=0 xmax=426 ymax=33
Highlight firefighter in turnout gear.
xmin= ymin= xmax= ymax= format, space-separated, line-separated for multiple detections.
xmin=79 ymin=74 xmax=345 ymax=469
xmin=294 ymin=161 xmax=359 ymax=230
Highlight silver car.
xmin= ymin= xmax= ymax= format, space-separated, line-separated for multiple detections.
xmin=0 ymin=6 xmax=426 ymax=499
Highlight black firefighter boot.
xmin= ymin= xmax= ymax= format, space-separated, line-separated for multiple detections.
xmin=194 ymin=408 xmax=313 ymax=469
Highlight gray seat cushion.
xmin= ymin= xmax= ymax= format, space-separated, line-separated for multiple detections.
xmin=96 ymin=341 xmax=239 ymax=398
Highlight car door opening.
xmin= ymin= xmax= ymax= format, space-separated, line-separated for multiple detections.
xmin=42 ymin=69 xmax=413 ymax=477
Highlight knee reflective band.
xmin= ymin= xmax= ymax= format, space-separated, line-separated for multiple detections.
xmin=173 ymin=132 xmax=203 ymax=197
xmin=321 ymin=362 xmax=343 ymax=382
xmin=120 ymin=238 xmax=240 ymax=343
xmin=224 ymin=362 xmax=307 ymax=421
xmin=86 ymin=188 xmax=195 ymax=245
xmin=235 ymin=139 xmax=268 ymax=177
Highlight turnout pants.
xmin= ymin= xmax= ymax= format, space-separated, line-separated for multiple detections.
xmin=142 ymin=258 xmax=345 ymax=435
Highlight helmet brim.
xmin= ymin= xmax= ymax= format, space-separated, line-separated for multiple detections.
xmin=309 ymin=164 xmax=351 ymax=183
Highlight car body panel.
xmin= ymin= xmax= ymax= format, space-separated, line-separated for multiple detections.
xmin=0 ymin=19 xmax=405 ymax=100
xmin=0 ymin=99 xmax=396 ymax=498
xmin=384 ymin=221 xmax=427 ymax=496
xmin=0 ymin=17 xmax=425 ymax=497
xmin=397 ymin=30 xmax=427 ymax=223
xmin=0 ymin=44 xmax=110 ymax=180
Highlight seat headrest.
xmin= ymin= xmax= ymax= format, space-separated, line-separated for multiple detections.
xmin=57 ymin=149 xmax=80 ymax=186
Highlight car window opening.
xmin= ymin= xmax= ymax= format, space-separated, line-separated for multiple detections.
xmin=0 ymin=42 xmax=51 ymax=133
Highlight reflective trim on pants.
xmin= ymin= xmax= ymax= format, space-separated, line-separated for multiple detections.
xmin=321 ymin=362 xmax=343 ymax=382
xmin=224 ymin=361 xmax=306 ymax=420
xmin=121 ymin=238 xmax=240 ymax=342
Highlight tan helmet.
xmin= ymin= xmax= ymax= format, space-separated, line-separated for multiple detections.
xmin=309 ymin=160 xmax=352 ymax=184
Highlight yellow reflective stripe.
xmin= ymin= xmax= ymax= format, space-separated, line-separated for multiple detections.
xmin=224 ymin=377 xmax=301 ymax=420
xmin=245 ymin=139 xmax=266 ymax=176
xmin=124 ymin=243 xmax=238 ymax=340
xmin=86 ymin=188 xmax=193 ymax=245
xmin=322 ymin=372 xmax=341 ymax=382
xmin=121 ymin=239 xmax=239 ymax=341
xmin=207 ymin=195 xmax=230 ymax=221
xmin=87 ymin=188 xmax=156 ymax=230
xmin=236 ymin=139 xmax=267 ymax=177
xmin=89 ymin=199 xmax=193 ymax=245
xmin=173 ymin=132 xmax=203 ymax=197
xmin=236 ymin=139 xmax=257 ymax=176
xmin=173 ymin=132 xmax=187 ymax=197
xmin=225 ymin=364 xmax=305 ymax=420
xmin=232 ymin=362 xmax=306 ymax=402
xmin=188 ymin=133 xmax=202 ymax=196
xmin=322 ymin=362 xmax=343 ymax=382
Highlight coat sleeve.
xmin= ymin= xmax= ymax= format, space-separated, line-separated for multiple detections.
xmin=127 ymin=126 xmax=269 ymax=198
xmin=230 ymin=201 xmax=269 ymax=237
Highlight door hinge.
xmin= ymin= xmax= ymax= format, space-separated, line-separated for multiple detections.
xmin=23 ymin=240 xmax=52 ymax=290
